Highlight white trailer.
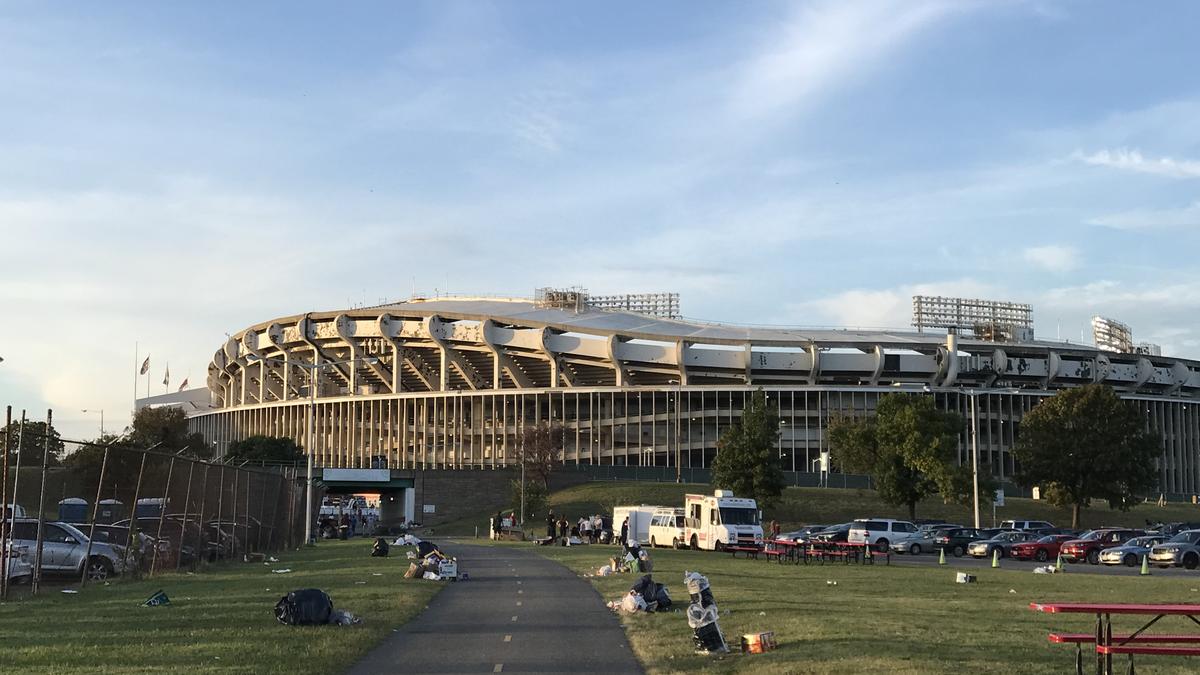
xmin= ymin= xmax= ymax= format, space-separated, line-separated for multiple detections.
xmin=612 ymin=505 xmax=660 ymax=546
xmin=683 ymin=490 xmax=763 ymax=551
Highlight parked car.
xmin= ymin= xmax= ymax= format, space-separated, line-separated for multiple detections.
xmin=648 ymin=508 xmax=686 ymax=549
xmin=1060 ymin=529 xmax=1144 ymax=565
xmin=1148 ymin=530 xmax=1200 ymax=569
xmin=1149 ymin=522 xmax=1200 ymax=538
xmin=812 ymin=523 xmax=853 ymax=543
xmin=967 ymin=530 xmax=1039 ymax=558
xmin=1010 ymin=534 xmax=1077 ymax=562
xmin=891 ymin=524 xmax=959 ymax=555
xmin=8 ymin=518 xmax=127 ymax=580
xmin=999 ymin=520 xmax=1055 ymax=532
xmin=776 ymin=525 xmax=830 ymax=544
xmin=848 ymin=519 xmax=921 ymax=551
xmin=934 ymin=527 xmax=1004 ymax=557
xmin=3 ymin=541 xmax=32 ymax=585
xmin=1100 ymin=535 xmax=1166 ymax=567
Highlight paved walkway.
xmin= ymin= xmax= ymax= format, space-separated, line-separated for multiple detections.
xmin=347 ymin=542 xmax=643 ymax=674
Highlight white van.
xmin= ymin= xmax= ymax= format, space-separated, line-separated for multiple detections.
xmin=847 ymin=518 xmax=920 ymax=551
xmin=612 ymin=505 xmax=660 ymax=546
xmin=648 ymin=508 xmax=686 ymax=549
xmin=683 ymin=490 xmax=763 ymax=551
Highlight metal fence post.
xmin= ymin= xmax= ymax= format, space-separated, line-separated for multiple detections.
xmin=0 ymin=406 xmax=9 ymax=601
xmin=195 ymin=463 xmax=209 ymax=570
xmin=216 ymin=465 xmax=225 ymax=561
xmin=32 ymin=409 xmax=52 ymax=596
xmin=231 ymin=467 xmax=239 ymax=559
xmin=265 ymin=471 xmax=282 ymax=552
xmin=176 ymin=459 xmax=195 ymax=572
xmin=121 ymin=451 xmax=149 ymax=576
xmin=150 ymin=456 xmax=175 ymax=576
xmin=80 ymin=446 xmax=111 ymax=587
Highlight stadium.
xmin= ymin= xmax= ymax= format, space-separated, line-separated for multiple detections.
xmin=147 ymin=291 xmax=1200 ymax=524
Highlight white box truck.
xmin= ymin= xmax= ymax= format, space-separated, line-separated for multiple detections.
xmin=683 ymin=490 xmax=763 ymax=551
xmin=612 ymin=505 xmax=660 ymax=546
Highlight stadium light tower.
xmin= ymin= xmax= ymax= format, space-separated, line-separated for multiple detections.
xmin=81 ymin=409 xmax=104 ymax=436
xmin=246 ymin=353 xmax=380 ymax=546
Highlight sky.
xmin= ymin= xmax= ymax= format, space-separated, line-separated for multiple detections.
xmin=2 ymin=0 xmax=1200 ymax=441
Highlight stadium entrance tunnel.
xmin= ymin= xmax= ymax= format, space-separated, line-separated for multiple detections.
xmin=317 ymin=469 xmax=416 ymax=532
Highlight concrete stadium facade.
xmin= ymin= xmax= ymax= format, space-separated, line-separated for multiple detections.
xmin=184 ymin=297 xmax=1200 ymax=496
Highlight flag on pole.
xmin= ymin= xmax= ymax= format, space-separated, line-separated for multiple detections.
xmin=178 ymin=377 xmax=189 ymax=392
xmin=163 ymin=364 xmax=170 ymax=387
xmin=140 ymin=356 xmax=150 ymax=375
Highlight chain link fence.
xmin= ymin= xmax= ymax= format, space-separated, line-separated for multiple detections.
xmin=1 ymin=408 xmax=304 ymax=601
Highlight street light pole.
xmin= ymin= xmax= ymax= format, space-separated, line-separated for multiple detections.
xmin=970 ymin=390 xmax=981 ymax=529
xmin=305 ymin=363 xmax=316 ymax=545
xmin=675 ymin=380 xmax=682 ymax=483
xmin=81 ymin=409 xmax=104 ymax=436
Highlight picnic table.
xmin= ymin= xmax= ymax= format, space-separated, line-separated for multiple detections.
xmin=1031 ymin=602 xmax=1200 ymax=675
xmin=803 ymin=540 xmax=890 ymax=565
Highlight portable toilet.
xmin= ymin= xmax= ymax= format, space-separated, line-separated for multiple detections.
xmin=135 ymin=497 xmax=166 ymax=518
xmin=58 ymin=498 xmax=89 ymax=523
xmin=97 ymin=499 xmax=125 ymax=524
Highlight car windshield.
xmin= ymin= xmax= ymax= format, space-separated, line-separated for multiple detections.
xmin=1036 ymin=535 xmax=1058 ymax=544
xmin=719 ymin=508 xmax=759 ymax=526
xmin=1076 ymin=530 xmax=1100 ymax=541
xmin=1168 ymin=531 xmax=1200 ymax=544
xmin=1128 ymin=537 xmax=1159 ymax=547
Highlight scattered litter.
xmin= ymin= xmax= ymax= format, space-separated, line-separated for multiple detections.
xmin=1009 ymin=589 xmax=1017 ymax=594
xmin=143 ymin=590 xmax=170 ymax=607
xmin=1033 ymin=565 xmax=1061 ymax=574
xmin=740 ymin=631 xmax=777 ymax=654
xmin=422 ymin=571 xmax=441 ymax=581
xmin=61 ymin=589 xmax=79 ymax=595
xmin=825 ymin=580 xmax=838 ymax=586
xmin=267 ymin=556 xmax=279 ymax=563
xmin=685 ymin=571 xmax=728 ymax=654
xmin=330 ymin=609 xmax=362 ymax=625
xmin=372 ymin=573 xmax=383 ymax=577
xmin=272 ymin=568 xmax=293 ymax=574
xmin=274 ymin=588 xmax=333 ymax=625
xmin=355 ymin=581 xmax=366 ymax=585
xmin=758 ymin=611 xmax=766 ymax=616
xmin=372 ymin=538 xmax=390 ymax=558
xmin=956 ymin=572 xmax=977 ymax=584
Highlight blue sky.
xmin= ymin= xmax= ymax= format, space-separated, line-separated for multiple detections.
xmin=2 ymin=0 xmax=1200 ymax=440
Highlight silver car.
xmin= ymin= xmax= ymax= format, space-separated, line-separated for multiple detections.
xmin=1148 ymin=529 xmax=1200 ymax=569
xmin=10 ymin=519 xmax=128 ymax=580
xmin=891 ymin=524 xmax=959 ymax=555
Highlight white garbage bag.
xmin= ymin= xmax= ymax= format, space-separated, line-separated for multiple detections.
xmin=621 ymin=592 xmax=647 ymax=613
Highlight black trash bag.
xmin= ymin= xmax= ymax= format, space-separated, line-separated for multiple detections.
xmin=689 ymin=587 xmax=715 ymax=608
xmin=415 ymin=540 xmax=440 ymax=558
xmin=630 ymin=574 xmax=656 ymax=598
xmin=274 ymin=588 xmax=334 ymax=626
xmin=692 ymin=621 xmax=727 ymax=653
xmin=371 ymin=538 xmax=389 ymax=557
xmin=654 ymin=584 xmax=672 ymax=611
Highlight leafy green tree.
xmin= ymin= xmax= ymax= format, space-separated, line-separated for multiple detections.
xmin=2 ymin=419 xmax=65 ymax=466
xmin=1012 ymin=384 xmax=1160 ymax=529
xmin=226 ymin=436 xmax=304 ymax=464
xmin=711 ymin=389 xmax=786 ymax=508
xmin=127 ymin=407 xmax=209 ymax=457
xmin=62 ymin=433 xmax=145 ymax=502
xmin=828 ymin=393 xmax=984 ymax=521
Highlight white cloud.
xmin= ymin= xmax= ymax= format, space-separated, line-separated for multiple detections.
xmin=1086 ymin=202 xmax=1200 ymax=230
xmin=788 ymin=279 xmax=1004 ymax=330
xmin=1022 ymin=244 xmax=1080 ymax=272
xmin=1075 ymin=148 xmax=1200 ymax=178
xmin=731 ymin=0 xmax=961 ymax=119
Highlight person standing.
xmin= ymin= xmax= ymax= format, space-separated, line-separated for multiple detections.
xmin=619 ymin=517 xmax=629 ymax=548
xmin=558 ymin=515 xmax=569 ymax=540
xmin=546 ymin=511 xmax=556 ymax=540
xmin=494 ymin=510 xmax=504 ymax=539
xmin=581 ymin=517 xmax=592 ymax=543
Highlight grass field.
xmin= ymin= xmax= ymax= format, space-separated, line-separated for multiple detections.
xmin=0 ymin=540 xmax=442 ymax=674
xmin=528 ymin=542 xmax=1200 ymax=674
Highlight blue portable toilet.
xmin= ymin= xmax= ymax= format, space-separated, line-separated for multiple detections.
xmin=58 ymin=498 xmax=88 ymax=523
xmin=97 ymin=499 xmax=125 ymax=524
xmin=135 ymin=497 xmax=166 ymax=518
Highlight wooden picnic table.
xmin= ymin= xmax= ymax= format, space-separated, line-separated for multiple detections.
xmin=1031 ymin=602 xmax=1200 ymax=675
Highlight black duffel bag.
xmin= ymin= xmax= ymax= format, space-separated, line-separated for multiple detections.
xmin=274 ymin=588 xmax=334 ymax=625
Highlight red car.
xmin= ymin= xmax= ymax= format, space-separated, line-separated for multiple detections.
xmin=1059 ymin=529 xmax=1144 ymax=565
xmin=1010 ymin=534 xmax=1076 ymax=562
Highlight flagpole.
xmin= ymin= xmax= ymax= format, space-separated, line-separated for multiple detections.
xmin=133 ymin=342 xmax=138 ymax=412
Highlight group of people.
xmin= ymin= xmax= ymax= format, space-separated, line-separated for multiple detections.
xmin=545 ymin=511 xmax=606 ymax=544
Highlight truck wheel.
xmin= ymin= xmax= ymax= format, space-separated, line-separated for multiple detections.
xmin=650 ymin=537 xmax=657 ymax=548
xmin=690 ymin=535 xmax=698 ymax=551
xmin=715 ymin=540 xmax=726 ymax=553
xmin=672 ymin=537 xmax=680 ymax=549
xmin=1185 ymin=553 xmax=1199 ymax=570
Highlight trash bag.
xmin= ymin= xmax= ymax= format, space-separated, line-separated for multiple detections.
xmin=620 ymin=592 xmax=647 ymax=613
xmin=654 ymin=584 xmax=672 ymax=611
xmin=371 ymin=538 xmax=389 ymax=557
xmin=686 ymin=603 xmax=719 ymax=628
xmin=274 ymin=588 xmax=334 ymax=626
xmin=598 ymin=565 xmax=613 ymax=576
xmin=404 ymin=563 xmax=421 ymax=579
xmin=415 ymin=540 xmax=440 ymax=558
xmin=692 ymin=621 xmax=728 ymax=654
xmin=630 ymin=574 xmax=657 ymax=598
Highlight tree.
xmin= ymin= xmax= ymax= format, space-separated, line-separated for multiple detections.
xmin=517 ymin=423 xmax=564 ymax=489
xmin=2 ymin=419 xmax=65 ymax=466
xmin=827 ymin=393 xmax=984 ymax=521
xmin=226 ymin=436 xmax=304 ymax=464
xmin=711 ymin=390 xmax=786 ymax=508
xmin=61 ymin=433 xmax=145 ymax=502
xmin=127 ymin=407 xmax=209 ymax=458
xmin=1012 ymin=384 xmax=1160 ymax=529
